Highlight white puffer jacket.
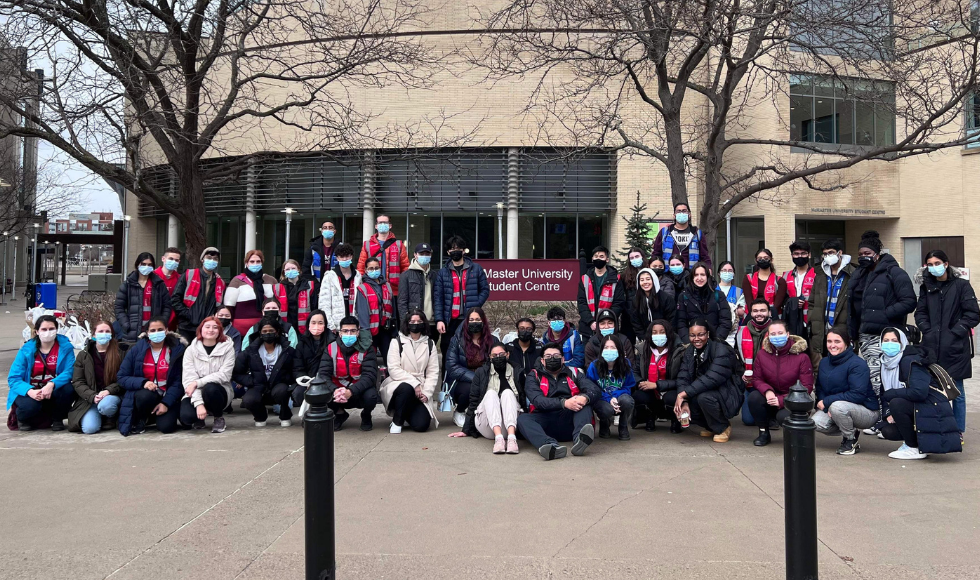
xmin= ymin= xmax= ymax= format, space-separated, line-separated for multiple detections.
xmin=319 ymin=269 xmax=362 ymax=330
xmin=181 ymin=338 xmax=236 ymax=408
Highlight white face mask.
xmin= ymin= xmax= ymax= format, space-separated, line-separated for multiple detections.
xmin=38 ymin=329 xmax=57 ymax=343
xmin=823 ymin=253 xmax=839 ymax=267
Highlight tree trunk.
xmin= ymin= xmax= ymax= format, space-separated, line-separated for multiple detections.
xmin=663 ymin=109 xmax=689 ymax=208
xmin=175 ymin=171 xmax=208 ymax=268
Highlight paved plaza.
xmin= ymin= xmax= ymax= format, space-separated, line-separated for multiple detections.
xmin=0 ymin=295 xmax=978 ymax=580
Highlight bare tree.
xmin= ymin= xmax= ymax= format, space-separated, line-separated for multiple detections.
xmin=474 ymin=0 xmax=980 ymax=248
xmin=0 ymin=153 xmax=88 ymax=237
xmin=0 ymin=0 xmax=455 ymax=262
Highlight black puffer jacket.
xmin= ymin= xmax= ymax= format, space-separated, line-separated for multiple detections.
xmin=232 ymin=336 xmax=297 ymax=391
xmin=675 ymin=339 xmax=743 ymax=419
xmin=293 ymin=331 xmax=335 ymax=379
xmin=633 ymin=336 xmax=688 ymax=393
xmin=848 ymin=254 xmax=916 ymax=338
xmin=914 ymin=266 xmax=979 ymax=379
xmin=675 ymin=286 xmax=733 ymax=343
xmin=114 ymin=271 xmax=172 ymax=341
xmin=629 ymin=288 xmax=677 ymax=337
xmin=507 ymin=338 xmax=543 ymax=395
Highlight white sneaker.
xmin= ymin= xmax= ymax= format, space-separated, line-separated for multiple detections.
xmin=613 ymin=416 xmax=620 ymax=427
xmin=255 ymin=421 xmax=267 ymax=427
xmin=280 ymin=420 xmax=292 ymax=428
xmin=389 ymin=422 xmax=402 ymax=434
xmin=888 ymin=443 xmax=928 ymax=460
xmin=863 ymin=426 xmax=879 ymax=436
xmin=453 ymin=411 xmax=465 ymax=428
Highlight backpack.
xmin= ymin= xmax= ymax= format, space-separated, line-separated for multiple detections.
xmin=396 ymin=335 xmax=435 ymax=357
xmin=927 ymin=363 xmax=961 ymax=402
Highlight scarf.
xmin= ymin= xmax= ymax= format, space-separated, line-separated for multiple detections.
xmin=488 ymin=364 xmax=515 ymax=395
xmin=879 ymin=329 xmax=909 ymax=393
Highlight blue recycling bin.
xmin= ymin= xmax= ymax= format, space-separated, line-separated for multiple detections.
xmin=35 ymin=282 xmax=57 ymax=309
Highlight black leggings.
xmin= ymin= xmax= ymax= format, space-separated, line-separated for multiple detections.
xmin=133 ymin=389 xmax=181 ymax=433
xmin=388 ymin=383 xmax=431 ymax=432
xmin=241 ymin=383 xmax=292 ymax=422
xmin=632 ymin=388 xmax=666 ymax=422
xmin=662 ymin=389 xmax=731 ymax=434
xmin=452 ymin=380 xmax=473 ymax=413
xmin=880 ymin=397 xmax=917 ymax=447
xmin=178 ymin=383 xmax=229 ymax=427
xmin=746 ymin=389 xmax=791 ymax=429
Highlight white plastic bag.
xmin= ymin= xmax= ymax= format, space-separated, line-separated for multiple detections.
xmin=491 ymin=327 xmax=502 ymax=341
xmin=61 ymin=316 xmax=91 ymax=350
xmin=501 ymin=331 xmax=518 ymax=345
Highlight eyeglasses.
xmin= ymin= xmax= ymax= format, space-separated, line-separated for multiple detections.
xmin=340 ymin=329 xmax=359 ymax=336
xmin=543 ymin=354 xmax=563 ymax=361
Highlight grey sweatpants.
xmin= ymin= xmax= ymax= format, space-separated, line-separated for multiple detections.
xmin=813 ymin=401 xmax=880 ymax=440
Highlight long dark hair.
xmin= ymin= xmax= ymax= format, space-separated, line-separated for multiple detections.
xmin=400 ymin=308 xmax=428 ymax=336
xmin=462 ymin=307 xmax=493 ymax=368
xmin=622 ymin=246 xmax=646 ymax=291
xmin=632 ymin=268 xmax=661 ymax=312
xmin=32 ymin=315 xmax=59 ymax=351
xmin=690 ymin=262 xmax=716 ymax=293
xmin=639 ymin=319 xmax=676 ymax=371
xmin=752 ymin=248 xmax=775 ymax=272
xmin=92 ymin=320 xmax=122 ymax=385
xmin=595 ymin=335 xmax=630 ymax=380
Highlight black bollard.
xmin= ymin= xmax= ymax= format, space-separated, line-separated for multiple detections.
xmin=304 ymin=377 xmax=336 ymax=580
xmin=782 ymin=380 xmax=818 ymax=580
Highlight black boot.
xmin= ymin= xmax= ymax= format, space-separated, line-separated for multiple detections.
xmin=669 ymin=420 xmax=683 ymax=434
xmin=645 ymin=419 xmax=656 ymax=432
xmin=334 ymin=410 xmax=350 ymax=431
xmin=360 ymin=409 xmax=373 ymax=431
xmin=598 ymin=420 xmax=611 ymax=439
xmin=753 ymin=428 xmax=771 ymax=446
xmin=618 ymin=418 xmax=631 ymax=441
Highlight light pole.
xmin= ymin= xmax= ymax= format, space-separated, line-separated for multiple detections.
xmin=55 ymin=241 xmax=62 ymax=286
xmin=282 ymin=207 xmax=294 ymax=264
xmin=496 ymin=202 xmax=504 ymax=259
xmin=12 ymin=236 xmax=18 ymax=301
xmin=123 ymin=215 xmax=131 ymax=273
xmin=31 ymin=223 xmax=39 ymax=287
xmin=1 ymin=231 xmax=7 ymax=305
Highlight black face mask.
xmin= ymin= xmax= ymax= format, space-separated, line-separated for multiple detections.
xmin=518 ymin=330 xmax=534 ymax=343
xmin=218 ymin=318 xmax=232 ymax=329
xmin=792 ymin=256 xmax=809 ymax=267
xmin=468 ymin=322 xmax=483 ymax=334
xmin=449 ymin=250 xmax=464 ymax=262
xmin=858 ymin=256 xmax=875 ymax=268
xmin=756 ymin=259 xmax=771 ymax=270
xmin=261 ymin=333 xmax=278 ymax=344
xmin=544 ymin=357 xmax=562 ymax=372
xmin=408 ymin=322 xmax=425 ymax=334
xmin=592 ymin=259 xmax=607 ymax=270
xmin=491 ymin=355 xmax=508 ymax=370
xmin=652 ymin=268 xmax=665 ymax=275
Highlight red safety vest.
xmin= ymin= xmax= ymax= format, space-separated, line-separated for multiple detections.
xmin=647 ymin=351 xmax=668 ymax=383
xmin=182 ymin=269 xmax=225 ymax=308
xmin=582 ymin=274 xmax=617 ymax=316
xmin=274 ymin=281 xmax=315 ymax=331
xmin=363 ymin=237 xmax=404 ymax=288
xmin=737 ymin=325 xmax=755 ymax=386
xmin=748 ymin=271 xmax=778 ymax=306
xmin=141 ymin=281 xmax=153 ymax=323
xmin=30 ymin=342 xmax=59 ymax=388
xmin=783 ymin=268 xmax=816 ymax=323
xmin=142 ymin=346 xmax=170 ymax=392
xmin=326 ymin=342 xmax=365 ymax=389
xmin=530 ymin=368 xmax=580 ymax=413
xmin=357 ymin=282 xmax=393 ymax=336
xmin=451 ymin=267 xmax=469 ymax=320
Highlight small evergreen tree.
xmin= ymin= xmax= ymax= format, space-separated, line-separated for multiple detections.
xmin=617 ymin=191 xmax=657 ymax=268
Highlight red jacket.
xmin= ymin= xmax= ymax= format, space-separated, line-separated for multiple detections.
xmin=750 ymin=335 xmax=814 ymax=408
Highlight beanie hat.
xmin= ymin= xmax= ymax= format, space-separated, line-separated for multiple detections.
xmin=200 ymin=246 xmax=220 ymax=261
xmin=858 ymin=231 xmax=882 ymax=254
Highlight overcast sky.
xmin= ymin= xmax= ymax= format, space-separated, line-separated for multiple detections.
xmin=38 ymin=141 xmax=122 ymax=218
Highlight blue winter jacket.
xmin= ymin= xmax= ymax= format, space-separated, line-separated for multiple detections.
xmin=542 ymin=324 xmax=585 ymax=370
xmin=814 ymin=347 xmax=878 ymax=411
xmin=586 ymin=359 xmax=636 ymax=402
xmin=433 ymin=258 xmax=490 ymax=323
xmin=6 ymin=334 xmax=76 ymax=409
xmin=445 ymin=323 xmax=501 ymax=386
xmin=116 ymin=334 xmax=186 ymax=436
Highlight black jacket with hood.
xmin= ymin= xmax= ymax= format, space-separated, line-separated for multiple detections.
xmin=848 ymin=253 xmax=916 ymax=338
xmin=914 ymin=266 xmax=979 ymax=379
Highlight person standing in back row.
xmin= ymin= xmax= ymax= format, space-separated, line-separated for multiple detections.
xmin=808 ymin=239 xmax=855 ymax=359
xmin=398 ymin=243 xmax=438 ymax=341
xmin=303 ymin=220 xmax=341 ymax=283
xmin=172 ymin=247 xmax=225 ymax=344
xmin=653 ymin=202 xmax=713 ymax=271
xmin=577 ymin=245 xmax=626 ymax=341
xmin=742 ymin=249 xmax=787 ymax=318
xmin=357 ymin=215 xmax=410 ymax=322
xmin=154 ymin=247 xmax=182 ymax=330
xmin=434 ymin=235 xmax=490 ymax=362
xmin=781 ymin=241 xmax=816 ymax=339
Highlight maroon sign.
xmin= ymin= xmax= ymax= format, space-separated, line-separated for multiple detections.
xmin=475 ymin=259 xmax=580 ymax=301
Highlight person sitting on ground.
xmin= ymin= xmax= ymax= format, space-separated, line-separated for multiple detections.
xmin=877 ymin=327 xmax=961 ymax=460
xmin=114 ymin=252 xmax=172 ymax=342
xmin=316 ymin=316 xmax=379 ymax=431
xmin=663 ymin=319 xmax=742 ymax=443
xmin=453 ymin=344 xmax=522 ymax=454
xmin=116 ymin=317 xmax=186 ymax=436
xmin=542 ymin=305 xmax=585 ymax=370
xmin=735 ymin=298 xmax=774 ymax=427
xmin=517 ymin=343 xmax=600 ymax=461
xmin=179 ymin=317 xmax=235 ymax=433
xmin=240 ymin=297 xmax=299 ymax=350
xmin=507 ymin=317 xmax=543 ymax=397
xmin=633 ymin=319 xmax=687 ymax=433
xmin=586 ymin=335 xmax=637 ymax=441
xmin=68 ymin=322 xmax=123 ymax=433
xmin=7 ymin=315 xmax=76 ymax=431
xmin=445 ymin=307 xmax=500 ymax=428
xmin=291 ymin=310 xmax=333 ymax=410
xmin=380 ymin=309 xmax=440 ymax=433
xmin=746 ymin=320 xmax=814 ymax=447
xmin=676 ymin=262 xmax=733 ymax=343
xmin=630 ymin=267 xmax=677 ymax=338
xmin=812 ymin=328 xmax=879 ymax=455
xmin=583 ymin=308 xmax=634 ymax=369
xmin=233 ymin=314 xmax=297 ymax=428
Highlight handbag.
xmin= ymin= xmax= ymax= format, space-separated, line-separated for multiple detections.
xmin=437 ymin=380 xmax=456 ymax=413
xmin=927 ymin=363 xmax=961 ymax=402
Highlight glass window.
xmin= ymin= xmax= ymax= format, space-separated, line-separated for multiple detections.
xmin=476 ymin=215 xmax=495 ymax=260
xmin=545 ymin=215 xmax=575 ymax=259
xmin=790 ymin=74 xmax=895 ymax=146
xmin=579 ymin=215 xmax=607 ymax=261
xmin=790 ymin=95 xmax=812 ymax=142
xmin=442 ymin=215 xmax=476 ymax=264
xmin=967 ymin=93 xmax=980 ymax=149
xmin=343 ymin=214 xmax=363 ymax=254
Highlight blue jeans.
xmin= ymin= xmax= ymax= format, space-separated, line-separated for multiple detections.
xmin=80 ymin=395 xmax=121 ymax=434
xmin=953 ymin=379 xmax=966 ymax=433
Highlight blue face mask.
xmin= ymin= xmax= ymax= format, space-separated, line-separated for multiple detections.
xmin=94 ymin=332 xmax=112 ymax=345
xmin=675 ymin=212 xmax=690 ymax=224
xmin=601 ymin=349 xmax=619 ymax=362
xmin=600 ymin=327 xmax=615 ymax=337
xmin=367 ymin=270 xmax=381 ymax=279
xmin=417 ymin=255 xmax=431 ymax=266
xmin=630 ymin=257 xmax=644 ymax=268
xmin=285 ymin=269 xmax=299 ymax=280
xmin=247 ymin=263 xmax=263 ymax=273
xmin=881 ymin=342 xmax=902 ymax=357
xmin=164 ymin=259 xmax=179 ymax=272
xmin=203 ymin=259 xmax=219 ymax=271
xmin=322 ymin=229 xmax=335 ymax=240
xmin=138 ymin=265 xmax=154 ymax=276
xmin=928 ymin=264 xmax=946 ymax=278
xmin=377 ymin=223 xmax=390 ymax=234
xmin=669 ymin=265 xmax=684 ymax=276
xmin=719 ymin=271 xmax=735 ymax=283
xmin=148 ymin=330 xmax=166 ymax=344
xmin=341 ymin=334 xmax=357 ymax=347
xmin=549 ymin=320 xmax=565 ymax=333
xmin=769 ymin=334 xmax=789 ymax=348
xmin=651 ymin=334 xmax=667 ymax=347
xmin=338 ymin=259 xmax=352 ymax=269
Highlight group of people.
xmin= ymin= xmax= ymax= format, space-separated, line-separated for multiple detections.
xmin=6 ymin=209 xmax=976 ymax=462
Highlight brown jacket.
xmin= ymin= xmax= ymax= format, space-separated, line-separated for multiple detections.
xmin=67 ymin=343 xmax=124 ymax=432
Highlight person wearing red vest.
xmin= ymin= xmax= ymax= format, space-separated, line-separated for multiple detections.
xmin=741 ymin=248 xmax=788 ymax=317
xmin=356 ymin=257 xmax=395 ymax=356
xmin=632 ymin=319 xmax=687 ymax=433
xmin=577 ymin=245 xmax=626 ymax=340
xmin=781 ymin=240 xmax=817 ymax=337
xmin=115 ymin=317 xmax=186 ymax=436
xmin=171 ymin=247 xmax=225 ymax=343
xmin=357 ymin=214 xmax=409 ymax=299
xmin=315 ymin=316 xmax=379 ymax=431
xmin=736 ymin=298 xmax=773 ymax=427
xmin=154 ymin=247 xmax=182 ymax=330
xmin=275 ymin=259 xmax=318 ymax=334
xmin=516 ymin=343 xmax=601 ymax=461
